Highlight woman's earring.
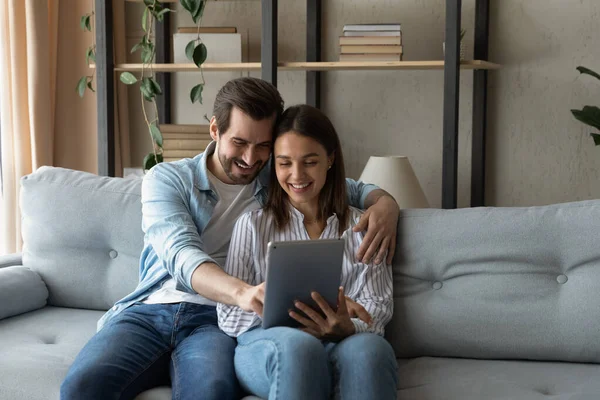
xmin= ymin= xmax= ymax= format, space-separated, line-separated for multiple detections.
xmin=328 ymin=164 xmax=332 ymax=170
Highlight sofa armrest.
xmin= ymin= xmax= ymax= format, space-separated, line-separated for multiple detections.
xmin=0 ymin=253 xmax=22 ymax=269
xmin=0 ymin=262 xmax=48 ymax=320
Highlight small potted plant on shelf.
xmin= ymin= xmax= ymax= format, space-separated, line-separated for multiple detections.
xmin=571 ymin=66 xmax=600 ymax=147
xmin=443 ymin=29 xmax=466 ymax=61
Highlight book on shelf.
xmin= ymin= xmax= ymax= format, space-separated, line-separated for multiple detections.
xmin=162 ymin=149 xmax=207 ymax=159
xmin=343 ymin=23 xmax=401 ymax=32
xmin=340 ymin=45 xmax=403 ymax=54
xmin=339 ymin=53 xmax=403 ymax=62
xmin=344 ymin=30 xmax=401 ymax=37
xmin=162 ymin=139 xmax=213 ymax=151
xmin=176 ymin=26 xmax=237 ymax=34
xmin=339 ymin=36 xmax=402 ymax=46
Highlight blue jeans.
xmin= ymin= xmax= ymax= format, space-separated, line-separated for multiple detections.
xmin=61 ymin=303 xmax=239 ymax=400
xmin=234 ymin=327 xmax=398 ymax=400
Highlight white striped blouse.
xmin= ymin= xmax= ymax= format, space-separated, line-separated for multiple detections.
xmin=217 ymin=205 xmax=394 ymax=338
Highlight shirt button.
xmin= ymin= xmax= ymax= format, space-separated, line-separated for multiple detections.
xmin=109 ymin=250 xmax=118 ymax=259
xmin=557 ymin=275 xmax=568 ymax=284
xmin=432 ymin=281 xmax=443 ymax=290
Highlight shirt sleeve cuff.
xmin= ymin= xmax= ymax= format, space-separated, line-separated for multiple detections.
xmin=359 ymin=183 xmax=378 ymax=209
xmin=177 ymin=247 xmax=217 ymax=293
xmin=351 ymin=318 xmax=371 ymax=334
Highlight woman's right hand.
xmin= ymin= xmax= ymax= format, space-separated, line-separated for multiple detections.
xmin=236 ymin=282 xmax=266 ymax=317
xmin=289 ymin=287 xmax=356 ymax=342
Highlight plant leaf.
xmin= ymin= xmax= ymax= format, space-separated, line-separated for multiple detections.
xmin=150 ymin=123 xmax=163 ymax=147
xmin=576 ymin=66 xmax=600 ymax=81
xmin=87 ymin=80 xmax=95 ymax=93
xmin=193 ymin=1 xmax=206 ymax=23
xmin=76 ymin=76 xmax=88 ymax=97
xmin=143 ymin=0 xmax=155 ymax=7
xmin=185 ymin=40 xmax=197 ymax=61
xmin=149 ymin=77 xmax=162 ymax=95
xmin=80 ymin=15 xmax=88 ymax=31
xmin=141 ymin=77 xmax=155 ymax=101
xmin=143 ymin=152 xmax=163 ymax=170
xmin=131 ymin=41 xmax=143 ymax=54
xmin=572 ymin=106 xmax=600 ymax=131
xmin=156 ymin=8 xmax=172 ymax=22
xmin=192 ymin=43 xmax=207 ymax=68
xmin=591 ymin=133 xmax=600 ymax=146
xmin=119 ymin=72 xmax=138 ymax=85
xmin=141 ymin=42 xmax=155 ymax=64
xmin=85 ymin=15 xmax=92 ymax=32
xmin=190 ymin=83 xmax=204 ymax=104
xmin=85 ymin=47 xmax=95 ymax=65
xmin=142 ymin=7 xmax=149 ymax=32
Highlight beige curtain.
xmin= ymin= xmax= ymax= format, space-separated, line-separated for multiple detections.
xmin=0 ymin=0 xmax=59 ymax=255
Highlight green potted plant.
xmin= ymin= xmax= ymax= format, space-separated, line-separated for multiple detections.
xmin=571 ymin=66 xmax=600 ymax=146
xmin=77 ymin=0 xmax=210 ymax=170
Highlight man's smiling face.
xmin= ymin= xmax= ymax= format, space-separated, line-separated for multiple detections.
xmin=212 ymin=107 xmax=275 ymax=185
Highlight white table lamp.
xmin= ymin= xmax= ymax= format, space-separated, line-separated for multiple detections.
xmin=359 ymin=156 xmax=429 ymax=208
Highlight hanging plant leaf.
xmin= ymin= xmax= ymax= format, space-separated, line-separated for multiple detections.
xmin=190 ymin=83 xmax=204 ymax=104
xmin=76 ymin=77 xmax=88 ymax=98
xmin=192 ymin=43 xmax=208 ymax=68
xmin=577 ymin=66 xmax=600 ymax=81
xmin=156 ymin=8 xmax=172 ymax=22
xmin=149 ymin=77 xmax=162 ymax=96
xmin=143 ymin=152 xmax=164 ymax=170
xmin=143 ymin=0 xmax=155 ymax=7
xmin=193 ymin=1 xmax=206 ymax=23
xmin=591 ymin=133 xmax=600 ymax=146
xmin=142 ymin=7 xmax=149 ymax=32
xmin=150 ymin=123 xmax=163 ymax=147
xmin=119 ymin=72 xmax=138 ymax=85
xmin=85 ymin=16 xmax=92 ymax=32
xmin=141 ymin=78 xmax=155 ymax=101
xmin=85 ymin=47 xmax=95 ymax=65
xmin=131 ymin=41 xmax=143 ymax=54
xmin=571 ymin=106 xmax=600 ymax=131
xmin=185 ymin=40 xmax=197 ymax=61
xmin=87 ymin=80 xmax=95 ymax=93
xmin=141 ymin=42 xmax=155 ymax=64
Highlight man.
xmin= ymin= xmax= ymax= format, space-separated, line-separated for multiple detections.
xmin=61 ymin=77 xmax=400 ymax=400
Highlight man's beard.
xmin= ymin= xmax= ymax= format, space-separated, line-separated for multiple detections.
xmin=219 ymin=151 xmax=263 ymax=185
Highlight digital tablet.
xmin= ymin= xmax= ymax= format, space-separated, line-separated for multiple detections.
xmin=262 ymin=238 xmax=345 ymax=329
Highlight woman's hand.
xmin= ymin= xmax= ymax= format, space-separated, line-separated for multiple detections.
xmin=353 ymin=194 xmax=399 ymax=265
xmin=345 ymin=296 xmax=372 ymax=326
xmin=289 ymin=287 xmax=355 ymax=342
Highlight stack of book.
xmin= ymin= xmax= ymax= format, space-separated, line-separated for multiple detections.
xmin=161 ymin=124 xmax=212 ymax=162
xmin=339 ymin=23 xmax=402 ymax=62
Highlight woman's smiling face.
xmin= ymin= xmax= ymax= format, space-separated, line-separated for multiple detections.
xmin=273 ymin=131 xmax=333 ymax=208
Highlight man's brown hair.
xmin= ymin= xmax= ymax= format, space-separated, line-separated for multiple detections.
xmin=265 ymin=104 xmax=349 ymax=235
xmin=213 ymin=77 xmax=284 ymax=135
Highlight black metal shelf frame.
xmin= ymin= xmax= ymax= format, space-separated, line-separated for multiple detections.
xmin=94 ymin=0 xmax=490 ymax=208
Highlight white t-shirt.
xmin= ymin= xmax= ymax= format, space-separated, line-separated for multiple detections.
xmin=144 ymin=170 xmax=261 ymax=306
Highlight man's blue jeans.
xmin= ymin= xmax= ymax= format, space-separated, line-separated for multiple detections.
xmin=60 ymin=302 xmax=239 ymax=400
xmin=234 ymin=327 xmax=398 ymax=400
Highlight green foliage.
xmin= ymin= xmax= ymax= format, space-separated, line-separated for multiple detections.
xmin=571 ymin=66 xmax=600 ymax=146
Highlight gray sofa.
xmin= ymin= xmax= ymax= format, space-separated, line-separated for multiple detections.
xmin=1 ymin=166 xmax=600 ymax=400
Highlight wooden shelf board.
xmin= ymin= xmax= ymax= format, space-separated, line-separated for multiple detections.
xmin=101 ymin=60 xmax=500 ymax=72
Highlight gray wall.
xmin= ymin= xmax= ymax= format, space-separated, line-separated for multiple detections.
xmin=125 ymin=0 xmax=600 ymax=208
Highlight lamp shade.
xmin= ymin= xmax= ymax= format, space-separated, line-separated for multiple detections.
xmin=359 ymin=156 xmax=429 ymax=209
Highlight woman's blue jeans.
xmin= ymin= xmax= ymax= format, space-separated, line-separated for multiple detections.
xmin=234 ymin=327 xmax=398 ymax=400
xmin=60 ymin=302 xmax=239 ymax=400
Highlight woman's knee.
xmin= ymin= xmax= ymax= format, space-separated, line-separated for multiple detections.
xmin=335 ymin=333 xmax=396 ymax=367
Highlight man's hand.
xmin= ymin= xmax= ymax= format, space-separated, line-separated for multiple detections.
xmin=289 ymin=287 xmax=355 ymax=342
xmin=235 ymin=282 xmax=266 ymax=317
xmin=354 ymin=194 xmax=399 ymax=264
xmin=345 ymin=296 xmax=372 ymax=326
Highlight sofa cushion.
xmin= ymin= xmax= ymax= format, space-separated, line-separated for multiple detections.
xmin=20 ymin=167 xmax=144 ymax=310
xmin=387 ymin=200 xmax=600 ymax=364
xmin=396 ymin=356 xmax=600 ymax=399
xmin=0 ymin=306 xmax=103 ymax=400
xmin=0 ymin=266 xmax=48 ymax=320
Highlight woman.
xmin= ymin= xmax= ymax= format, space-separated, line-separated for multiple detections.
xmin=217 ymin=104 xmax=397 ymax=400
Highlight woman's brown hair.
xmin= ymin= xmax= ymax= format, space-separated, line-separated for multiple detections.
xmin=264 ymin=105 xmax=348 ymax=235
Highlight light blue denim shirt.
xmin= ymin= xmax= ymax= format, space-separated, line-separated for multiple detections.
xmin=97 ymin=142 xmax=377 ymax=331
